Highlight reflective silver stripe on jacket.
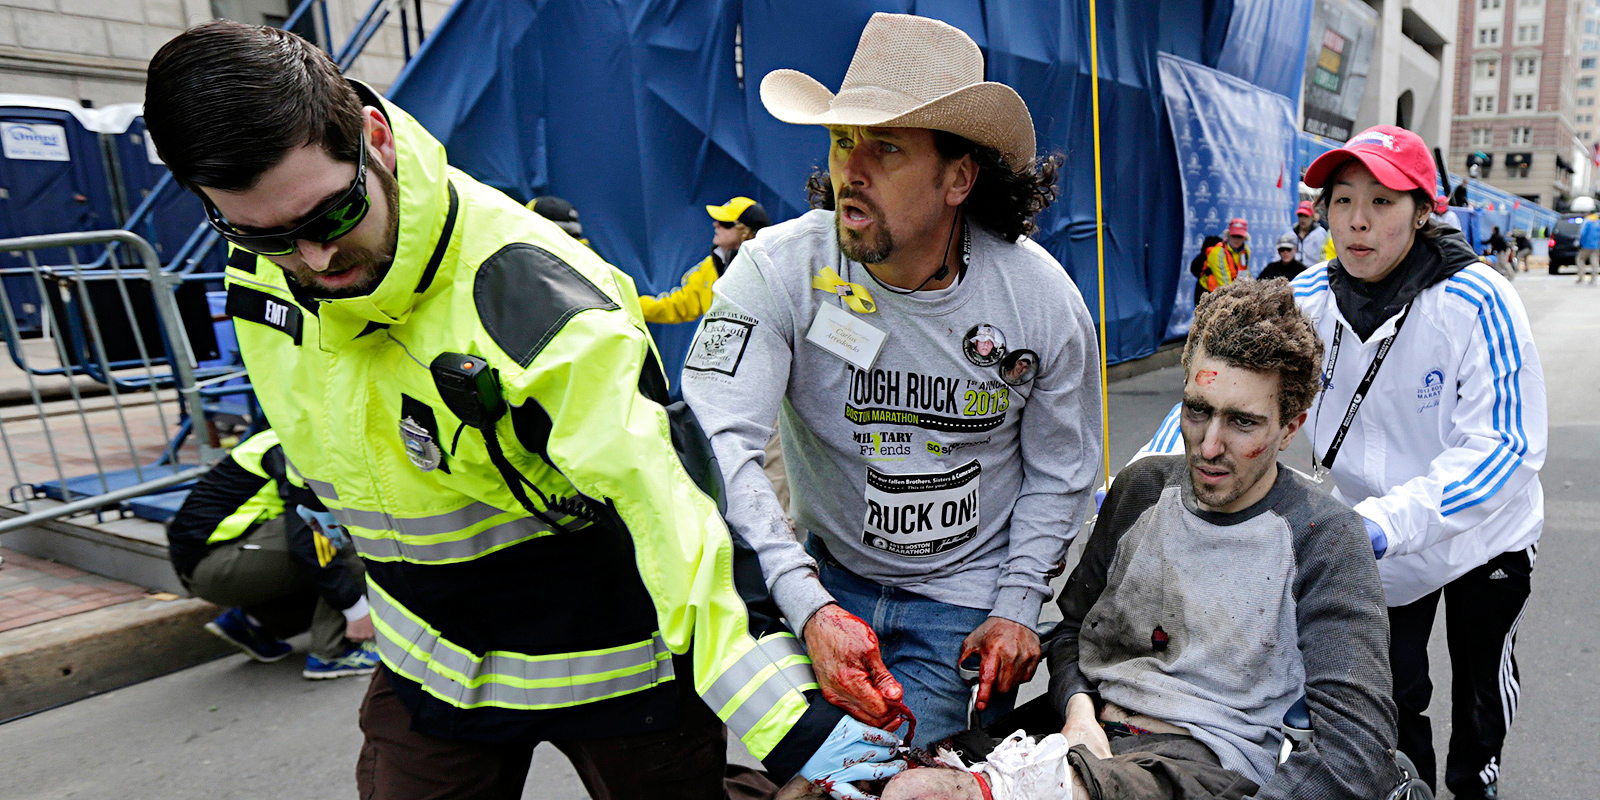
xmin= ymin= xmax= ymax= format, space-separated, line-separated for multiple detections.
xmin=370 ymin=583 xmax=674 ymax=709
xmin=283 ymin=457 xmax=338 ymax=501
xmin=302 ymin=477 xmax=339 ymax=501
xmin=703 ymin=634 xmax=817 ymax=738
xmin=330 ymin=501 xmax=506 ymax=538
xmin=348 ymin=514 xmax=566 ymax=562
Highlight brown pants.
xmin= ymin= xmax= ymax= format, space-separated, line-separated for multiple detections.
xmin=1067 ymin=734 xmax=1259 ymax=800
xmin=356 ymin=669 xmax=779 ymax=800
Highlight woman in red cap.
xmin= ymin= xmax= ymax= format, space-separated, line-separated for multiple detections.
xmin=1294 ymin=125 xmax=1547 ymax=800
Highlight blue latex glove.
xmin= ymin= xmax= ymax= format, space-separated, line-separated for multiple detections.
xmin=800 ymin=715 xmax=907 ymax=800
xmin=296 ymin=505 xmax=349 ymax=550
xmin=1363 ymin=517 xmax=1387 ymax=559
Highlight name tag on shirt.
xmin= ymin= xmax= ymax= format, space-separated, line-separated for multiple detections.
xmin=806 ymin=302 xmax=886 ymax=371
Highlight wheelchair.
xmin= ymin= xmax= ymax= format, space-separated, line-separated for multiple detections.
xmin=1280 ymin=696 xmax=1433 ymax=800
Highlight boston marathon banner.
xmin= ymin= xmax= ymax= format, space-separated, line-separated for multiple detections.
xmin=1158 ymin=53 xmax=1298 ymax=339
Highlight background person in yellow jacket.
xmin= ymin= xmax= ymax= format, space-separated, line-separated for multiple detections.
xmin=645 ymin=196 xmax=793 ymax=514
xmin=641 ymin=196 xmax=770 ymax=324
xmin=145 ymin=21 xmax=896 ymax=800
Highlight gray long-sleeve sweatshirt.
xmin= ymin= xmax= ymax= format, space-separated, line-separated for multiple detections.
xmin=682 ymin=210 xmax=1103 ymax=631
xmin=1046 ymin=456 xmax=1399 ymax=799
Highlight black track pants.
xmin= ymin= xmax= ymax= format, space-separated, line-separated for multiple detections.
xmin=1388 ymin=545 xmax=1535 ymax=799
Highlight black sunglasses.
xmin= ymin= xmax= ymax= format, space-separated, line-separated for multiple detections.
xmin=714 ymin=219 xmax=737 ymax=230
xmin=203 ymin=144 xmax=371 ymax=257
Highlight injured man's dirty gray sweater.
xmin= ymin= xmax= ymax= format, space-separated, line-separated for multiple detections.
xmin=682 ymin=210 xmax=1102 ymax=630
xmin=1045 ymin=456 xmax=1398 ymax=800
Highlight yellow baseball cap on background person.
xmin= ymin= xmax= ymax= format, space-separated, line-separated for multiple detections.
xmin=705 ymin=196 xmax=771 ymax=230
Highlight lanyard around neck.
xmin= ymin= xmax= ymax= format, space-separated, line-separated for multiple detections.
xmin=1313 ymin=304 xmax=1411 ymax=481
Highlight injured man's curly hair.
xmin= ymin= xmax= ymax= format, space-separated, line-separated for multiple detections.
xmin=1181 ymin=278 xmax=1323 ymax=424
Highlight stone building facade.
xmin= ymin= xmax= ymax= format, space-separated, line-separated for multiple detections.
xmin=0 ymin=0 xmax=455 ymax=106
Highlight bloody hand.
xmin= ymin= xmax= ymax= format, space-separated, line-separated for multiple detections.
xmin=959 ymin=616 xmax=1041 ymax=711
xmin=803 ymin=603 xmax=905 ymax=729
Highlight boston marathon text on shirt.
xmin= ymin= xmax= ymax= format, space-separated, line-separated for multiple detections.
xmin=845 ymin=366 xmax=1012 ymax=433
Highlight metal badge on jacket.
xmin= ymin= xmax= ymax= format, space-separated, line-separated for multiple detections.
xmin=400 ymin=416 xmax=442 ymax=472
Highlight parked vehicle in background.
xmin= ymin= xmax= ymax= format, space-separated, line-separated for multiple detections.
xmin=1548 ymin=217 xmax=1583 ymax=274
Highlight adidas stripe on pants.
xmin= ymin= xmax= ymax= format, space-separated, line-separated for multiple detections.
xmin=1388 ymin=545 xmax=1535 ymax=799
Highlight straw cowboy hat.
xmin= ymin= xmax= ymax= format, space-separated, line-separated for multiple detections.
xmin=760 ymin=13 xmax=1036 ymax=169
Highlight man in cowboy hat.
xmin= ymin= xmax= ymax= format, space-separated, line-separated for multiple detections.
xmin=684 ymin=12 xmax=1103 ymax=750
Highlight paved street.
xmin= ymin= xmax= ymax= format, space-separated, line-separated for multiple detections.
xmin=1 ymin=273 xmax=1596 ymax=799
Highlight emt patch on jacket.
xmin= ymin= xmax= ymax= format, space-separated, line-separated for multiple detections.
xmin=226 ymin=285 xmax=303 ymax=345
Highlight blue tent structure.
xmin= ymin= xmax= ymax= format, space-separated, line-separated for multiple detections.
xmin=389 ymin=0 xmax=1315 ymax=373
xmin=0 ymin=95 xmax=120 ymax=334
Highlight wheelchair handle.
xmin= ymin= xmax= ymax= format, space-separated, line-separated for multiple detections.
xmin=958 ymin=652 xmax=982 ymax=685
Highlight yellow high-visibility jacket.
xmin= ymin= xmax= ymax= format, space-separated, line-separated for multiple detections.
xmin=1201 ymin=242 xmax=1250 ymax=292
xmin=222 ymin=82 xmax=837 ymax=776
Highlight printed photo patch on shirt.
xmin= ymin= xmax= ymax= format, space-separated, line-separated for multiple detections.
xmin=685 ymin=312 xmax=757 ymax=376
xmin=861 ymin=460 xmax=981 ymax=558
xmin=963 ymin=323 xmax=1007 ymax=367
xmin=999 ymin=349 xmax=1038 ymax=386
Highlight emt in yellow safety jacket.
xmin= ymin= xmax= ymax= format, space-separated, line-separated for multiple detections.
xmin=144 ymin=22 xmax=882 ymax=800
xmin=640 ymin=196 xmax=770 ymax=325
xmin=1200 ymin=217 xmax=1252 ymax=293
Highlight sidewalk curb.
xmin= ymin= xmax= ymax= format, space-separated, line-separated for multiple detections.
xmin=0 ymin=596 xmax=233 ymax=721
xmin=1107 ymin=343 xmax=1182 ymax=383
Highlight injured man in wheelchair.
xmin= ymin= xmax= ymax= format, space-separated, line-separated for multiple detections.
xmin=781 ymin=280 xmax=1402 ymax=800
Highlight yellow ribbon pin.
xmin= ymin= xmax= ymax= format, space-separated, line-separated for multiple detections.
xmin=811 ymin=267 xmax=877 ymax=314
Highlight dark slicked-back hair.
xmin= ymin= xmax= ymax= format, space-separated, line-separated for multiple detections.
xmin=806 ymin=131 xmax=1062 ymax=243
xmin=1182 ymin=279 xmax=1324 ymax=424
xmin=144 ymin=20 xmax=364 ymax=192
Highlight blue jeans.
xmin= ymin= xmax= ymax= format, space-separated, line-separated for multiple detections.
xmin=807 ymin=537 xmax=1016 ymax=745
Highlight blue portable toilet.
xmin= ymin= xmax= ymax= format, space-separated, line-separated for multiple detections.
xmin=0 ymin=95 xmax=120 ymax=335
xmin=98 ymin=103 xmax=222 ymax=273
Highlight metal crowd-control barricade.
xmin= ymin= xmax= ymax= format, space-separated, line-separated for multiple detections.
xmin=0 ymin=229 xmax=250 ymax=535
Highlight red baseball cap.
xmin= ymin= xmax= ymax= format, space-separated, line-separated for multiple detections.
xmin=1433 ymin=195 xmax=1448 ymax=215
xmin=1226 ymin=218 xmax=1249 ymax=236
xmin=1296 ymin=201 xmax=1315 ymax=217
xmin=1304 ymin=125 xmax=1437 ymax=194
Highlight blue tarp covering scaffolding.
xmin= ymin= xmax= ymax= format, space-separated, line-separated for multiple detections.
xmin=389 ymin=0 xmax=1316 ymax=371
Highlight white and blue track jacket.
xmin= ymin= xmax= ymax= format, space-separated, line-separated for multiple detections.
xmin=1136 ymin=261 xmax=1546 ymax=606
